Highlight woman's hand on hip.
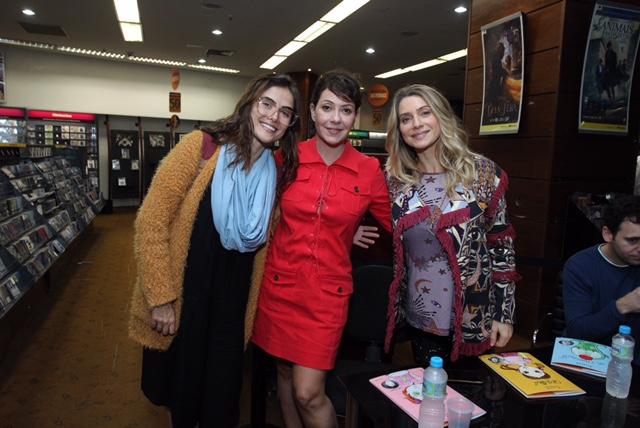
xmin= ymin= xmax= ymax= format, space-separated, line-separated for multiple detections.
xmin=151 ymin=303 xmax=176 ymax=336
xmin=353 ymin=225 xmax=380 ymax=249
xmin=490 ymin=321 xmax=513 ymax=348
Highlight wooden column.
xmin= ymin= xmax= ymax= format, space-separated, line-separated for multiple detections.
xmin=288 ymin=71 xmax=318 ymax=140
xmin=464 ymin=0 xmax=639 ymax=336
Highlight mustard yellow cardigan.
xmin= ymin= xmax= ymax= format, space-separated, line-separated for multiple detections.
xmin=128 ymin=130 xmax=271 ymax=350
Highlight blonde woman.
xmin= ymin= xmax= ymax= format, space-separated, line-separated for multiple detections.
xmin=383 ymin=84 xmax=518 ymax=363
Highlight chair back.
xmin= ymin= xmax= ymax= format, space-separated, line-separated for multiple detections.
xmin=344 ymin=264 xmax=393 ymax=344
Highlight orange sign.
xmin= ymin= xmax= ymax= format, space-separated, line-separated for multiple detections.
xmin=169 ymin=92 xmax=181 ymax=113
xmin=368 ymin=84 xmax=389 ymax=108
xmin=171 ymin=69 xmax=180 ymax=91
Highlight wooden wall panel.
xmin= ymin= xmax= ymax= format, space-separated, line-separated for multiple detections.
xmin=466 ymin=48 xmax=561 ymax=104
xmin=552 ymin=136 xmax=637 ymax=180
xmin=516 ymin=266 xmax=543 ymax=302
xmin=525 ymin=3 xmax=565 ymax=53
xmin=507 ymin=178 xmax=551 ymax=223
xmin=469 ymin=138 xmax=553 ymax=180
xmin=465 ymin=93 xmax=557 ymax=139
xmin=470 ymin=0 xmax=562 ymax=34
xmin=468 ymin=33 xmax=483 ymax=70
xmin=515 ymin=297 xmax=539 ymax=335
xmin=512 ymin=217 xmax=546 ymax=258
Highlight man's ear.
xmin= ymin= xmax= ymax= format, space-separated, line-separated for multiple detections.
xmin=602 ymin=225 xmax=614 ymax=243
xmin=310 ymin=104 xmax=316 ymax=122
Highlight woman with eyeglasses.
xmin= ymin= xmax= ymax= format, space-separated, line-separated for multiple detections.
xmin=383 ymin=84 xmax=518 ymax=366
xmin=251 ymin=70 xmax=392 ymax=427
xmin=129 ymin=74 xmax=300 ymax=428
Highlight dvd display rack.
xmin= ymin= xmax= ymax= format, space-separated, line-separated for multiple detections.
xmin=0 ymin=155 xmax=101 ymax=317
xmin=26 ymin=110 xmax=100 ymax=198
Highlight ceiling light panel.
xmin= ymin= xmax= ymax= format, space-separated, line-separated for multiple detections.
xmin=439 ymin=49 xmax=467 ymax=61
xmin=120 ymin=22 xmax=144 ymax=42
xmin=375 ymin=49 xmax=468 ymax=79
xmin=295 ymin=21 xmax=335 ymax=43
xmin=114 ymin=0 xmax=140 ymax=23
xmin=260 ymin=55 xmax=288 ymax=70
xmin=275 ymin=41 xmax=306 ymax=57
xmin=22 ymin=9 xmax=35 ymax=16
xmin=321 ymin=0 xmax=370 ymax=23
xmin=260 ymin=1 xmax=370 ymax=70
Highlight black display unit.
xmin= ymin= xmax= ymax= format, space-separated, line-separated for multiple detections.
xmin=0 ymin=154 xmax=101 ymax=317
xmin=142 ymin=131 xmax=170 ymax=194
xmin=109 ymin=129 xmax=141 ymax=201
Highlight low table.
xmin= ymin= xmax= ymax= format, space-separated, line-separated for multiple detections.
xmin=338 ymin=347 xmax=640 ymax=427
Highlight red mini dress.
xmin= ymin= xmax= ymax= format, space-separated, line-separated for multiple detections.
xmin=251 ymin=138 xmax=391 ymax=370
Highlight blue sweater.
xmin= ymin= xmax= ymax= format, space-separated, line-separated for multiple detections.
xmin=563 ymin=245 xmax=640 ymax=365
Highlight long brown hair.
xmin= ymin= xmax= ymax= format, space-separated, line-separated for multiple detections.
xmin=202 ymin=73 xmax=301 ymax=197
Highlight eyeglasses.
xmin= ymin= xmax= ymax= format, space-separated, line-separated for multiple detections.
xmin=257 ymin=97 xmax=298 ymax=126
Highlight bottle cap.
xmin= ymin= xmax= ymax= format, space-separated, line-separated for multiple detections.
xmin=619 ymin=325 xmax=631 ymax=335
xmin=430 ymin=356 xmax=443 ymax=368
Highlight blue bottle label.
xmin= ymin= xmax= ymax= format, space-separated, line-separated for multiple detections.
xmin=423 ymin=381 xmax=446 ymax=398
xmin=612 ymin=342 xmax=633 ymax=359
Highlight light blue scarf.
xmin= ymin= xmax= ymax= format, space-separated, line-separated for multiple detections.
xmin=211 ymin=144 xmax=276 ymax=253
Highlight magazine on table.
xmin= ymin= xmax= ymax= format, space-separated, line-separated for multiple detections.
xmin=369 ymin=367 xmax=486 ymax=422
xmin=479 ymin=352 xmax=585 ymax=398
xmin=550 ymin=337 xmax=611 ymax=378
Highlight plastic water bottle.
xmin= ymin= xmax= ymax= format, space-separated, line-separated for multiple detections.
xmin=605 ymin=325 xmax=635 ymax=399
xmin=419 ymin=356 xmax=447 ymax=428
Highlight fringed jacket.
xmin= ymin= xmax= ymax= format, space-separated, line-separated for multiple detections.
xmin=128 ymin=130 xmax=272 ymax=351
xmin=384 ymin=157 xmax=519 ymax=360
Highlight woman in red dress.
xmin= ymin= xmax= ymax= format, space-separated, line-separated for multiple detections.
xmin=252 ymin=71 xmax=391 ymax=427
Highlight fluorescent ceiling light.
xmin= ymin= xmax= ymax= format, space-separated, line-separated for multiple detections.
xmin=455 ymin=6 xmax=468 ymax=13
xmin=375 ymin=68 xmax=406 ymax=79
xmin=260 ymin=55 xmax=288 ymax=69
xmin=260 ymin=1 xmax=370 ymax=70
xmin=294 ymin=21 xmax=335 ymax=43
xmin=188 ymin=64 xmax=239 ymax=73
xmin=275 ymin=41 xmax=306 ymax=57
xmin=22 ymin=9 xmax=35 ymax=16
xmin=407 ymin=59 xmax=445 ymax=72
xmin=120 ymin=22 xmax=144 ymax=42
xmin=114 ymin=0 xmax=140 ymax=23
xmin=366 ymin=47 xmax=375 ymax=54
xmin=321 ymin=0 xmax=370 ymax=23
xmin=129 ymin=56 xmax=185 ymax=66
xmin=375 ymin=49 xmax=467 ymax=79
xmin=439 ymin=49 xmax=467 ymax=61
xmin=212 ymin=29 xmax=223 ymax=35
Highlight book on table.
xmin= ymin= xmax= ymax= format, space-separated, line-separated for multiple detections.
xmin=550 ymin=337 xmax=611 ymax=378
xmin=479 ymin=352 xmax=586 ymax=398
xmin=369 ymin=367 xmax=486 ymax=422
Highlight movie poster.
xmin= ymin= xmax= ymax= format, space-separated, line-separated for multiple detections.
xmin=0 ymin=51 xmax=5 ymax=104
xmin=480 ymin=12 xmax=524 ymax=135
xmin=578 ymin=1 xmax=640 ymax=135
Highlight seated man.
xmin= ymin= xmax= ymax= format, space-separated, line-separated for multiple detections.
xmin=564 ymin=195 xmax=640 ymax=365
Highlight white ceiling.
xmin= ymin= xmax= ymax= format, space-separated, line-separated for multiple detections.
xmin=0 ymin=0 xmax=470 ymax=98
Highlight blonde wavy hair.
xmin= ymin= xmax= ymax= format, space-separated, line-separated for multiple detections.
xmin=385 ymin=84 xmax=479 ymax=196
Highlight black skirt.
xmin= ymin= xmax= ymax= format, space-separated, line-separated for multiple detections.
xmin=141 ymin=184 xmax=256 ymax=428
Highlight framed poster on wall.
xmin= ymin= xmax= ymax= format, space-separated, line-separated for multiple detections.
xmin=578 ymin=1 xmax=640 ymax=135
xmin=143 ymin=131 xmax=171 ymax=195
xmin=0 ymin=51 xmax=5 ymax=104
xmin=109 ymin=130 xmax=140 ymax=201
xmin=479 ymin=12 xmax=525 ymax=135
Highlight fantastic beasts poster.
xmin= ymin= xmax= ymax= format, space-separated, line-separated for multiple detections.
xmin=579 ymin=1 xmax=640 ymax=135
xmin=480 ymin=12 xmax=524 ymax=135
